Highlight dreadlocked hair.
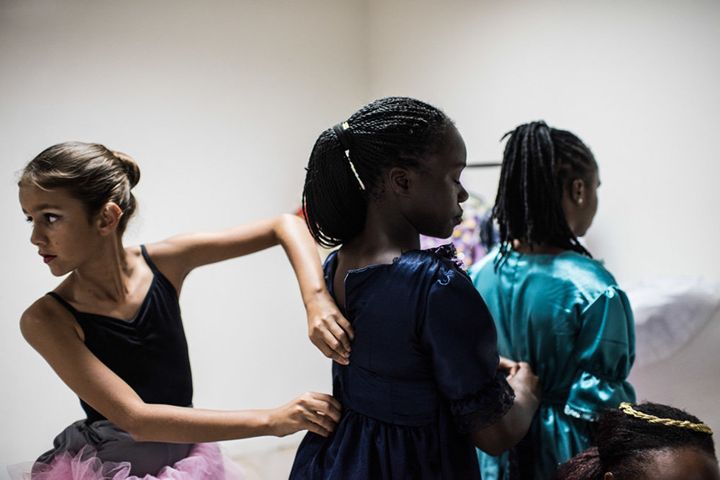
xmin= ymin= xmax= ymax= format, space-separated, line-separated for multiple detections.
xmin=493 ymin=121 xmax=597 ymax=260
xmin=555 ymin=402 xmax=716 ymax=480
xmin=302 ymin=97 xmax=453 ymax=247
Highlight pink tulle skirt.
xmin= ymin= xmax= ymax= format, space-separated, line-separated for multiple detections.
xmin=7 ymin=443 xmax=244 ymax=480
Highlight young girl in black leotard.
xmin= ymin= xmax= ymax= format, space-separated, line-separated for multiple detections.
xmin=16 ymin=141 xmax=350 ymax=479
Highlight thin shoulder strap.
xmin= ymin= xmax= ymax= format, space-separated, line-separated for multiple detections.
xmin=140 ymin=244 xmax=160 ymax=274
xmin=46 ymin=292 xmax=79 ymax=316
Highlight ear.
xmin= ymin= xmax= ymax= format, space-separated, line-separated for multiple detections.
xmin=387 ymin=166 xmax=412 ymax=197
xmin=95 ymin=202 xmax=123 ymax=236
xmin=569 ymin=178 xmax=586 ymax=206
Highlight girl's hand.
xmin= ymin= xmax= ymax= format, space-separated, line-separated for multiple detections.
xmin=306 ymin=292 xmax=354 ymax=365
xmin=508 ymin=362 xmax=542 ymax=403
xmin=498 ymin=356 xmax=520 ymax=379
xmin=269 ymin=392 xmax=342 ymax=438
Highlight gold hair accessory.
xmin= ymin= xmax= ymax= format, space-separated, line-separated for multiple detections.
xmin=618 ymin=403 xmax=713 ymax=435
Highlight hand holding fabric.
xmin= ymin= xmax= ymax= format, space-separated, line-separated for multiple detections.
xmin=306 ymin=292 xmax=354 ymax=365
xmin=498 ymin=356 xmax=520 ymax=379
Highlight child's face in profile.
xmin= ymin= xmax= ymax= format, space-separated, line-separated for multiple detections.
xmin=19 ymin=185 xmax=103 ymax=277
xmin=401 ymin=124 xmax=469 ymax=239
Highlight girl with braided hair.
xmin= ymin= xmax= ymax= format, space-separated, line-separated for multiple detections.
xmin=290 ymin=97 xmax=541 ymax=479
xmin=556 ymin=402 xmax=718 ymax=480
xmin=469 ymin=121 xmax=636 ymax=479
xmin=15 ymin=142 xmax=348 ymax=479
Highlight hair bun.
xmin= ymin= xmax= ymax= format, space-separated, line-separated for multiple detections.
xmin=111 ymin=150 xmax=141 ymax=188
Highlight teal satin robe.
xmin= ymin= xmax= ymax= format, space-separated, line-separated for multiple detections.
xmin=468 ymin=248 xmax=636 ymax=479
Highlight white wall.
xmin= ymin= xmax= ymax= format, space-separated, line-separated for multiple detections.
xmin=366 ymin=0 xmax=720 ymax=432
xmin=0 ymin=0 xmax=369 ymax=463
xmin=367 ymin=0 xmax=720 ymax=283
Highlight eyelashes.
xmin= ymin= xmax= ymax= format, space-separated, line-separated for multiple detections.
xmin=25 ymin=213 xmax=60 ymax=225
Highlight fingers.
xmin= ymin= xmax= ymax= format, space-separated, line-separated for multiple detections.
xmin=311 ymin=335 xmax=348 ymax=365
xmin=305 ymin=410 xmax=336 ymax=437
xmin=498 ymin=357 xmax=519 ymax=380
xmin=508 ymin=363 xmax=542 ymax=400
xmin=335 ymin=315 xmax=355 ymax=341
xmin=319 ymin=329 xmax=350 ymax=365
xmin=516 ymin=362 xmax=535 ymax=377
xmin=309 ymin=313 xmax=354 ymax=365
xmin=298 ymin=392 xmax=343 ymax=437
xmin=498 ymin=356 xmax=520 ymax=378
xmin=302 ymin=392 xmax=342 ymax=422
xmin=328 ymin=320 xmax=353 ymax=352
xmin=326 ymin=322 xmax=352 ymax=356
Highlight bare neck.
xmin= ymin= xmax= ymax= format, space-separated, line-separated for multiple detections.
xmin=68 ymin=236 xmax=135 ymax=303
xmin=341 ymin=199 xmax=420 ymax=267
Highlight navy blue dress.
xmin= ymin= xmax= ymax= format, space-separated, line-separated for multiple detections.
xmin=290 ymin=246 xmax=515 ymax=479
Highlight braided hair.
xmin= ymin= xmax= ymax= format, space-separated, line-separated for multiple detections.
xmin=556 ymin=402 xmax=716 ymax=480
xmin=303 ymin=97 xmax=453 ymax=247
xmin=493 ymin=121 xmax=597 ymax=258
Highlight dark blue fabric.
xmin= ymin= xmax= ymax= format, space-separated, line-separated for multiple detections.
xmin=290 ymin=247 xmax=514 ymax=479
xmin=46 ymin=245 xmax=193 ymax=424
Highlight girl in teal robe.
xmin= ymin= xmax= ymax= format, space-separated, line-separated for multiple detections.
xmin=469 ymin=121 xmax=636 ymax=479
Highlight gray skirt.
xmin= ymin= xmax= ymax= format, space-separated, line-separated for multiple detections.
xmin=35 ymin=419 xmax=193 ymax=477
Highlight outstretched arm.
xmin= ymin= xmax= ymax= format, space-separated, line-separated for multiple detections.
xmin=20 ymin=299 xmax=341 ymax=443
xmin=150 ymin=213 xmax=354 ymax=363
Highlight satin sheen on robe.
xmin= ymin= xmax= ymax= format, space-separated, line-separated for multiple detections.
xmin=470 ymin=248 xmax=636 ymax=480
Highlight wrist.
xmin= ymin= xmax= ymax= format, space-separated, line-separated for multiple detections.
xmin=516 ymin=386 xmax=541 ymax=408
xmin=509 ymin=379 xmax=539 ymax=403
xmin=263 ymin=408 xmax=279 ymax=437
xmin=303 ymin=288 xmax=330 ymax=308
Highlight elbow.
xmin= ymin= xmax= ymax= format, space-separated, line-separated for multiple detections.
xmin=273 ymin=213 xmax=297 ymax=242
xmin=279 ymin=213 xmax=304 ymax=231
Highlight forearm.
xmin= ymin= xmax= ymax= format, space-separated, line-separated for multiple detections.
xmin=472 ymin=388 xmax=539 ymax=455
xmin=497 ymin=388 xmax=538 ymax=444
xmin=274 ymin=213 xmax=327 ymax=306
xmin=127 ymin=404 xmax=275 ymax=443
xmin=126 ymin=390 xmax=341 ymax=443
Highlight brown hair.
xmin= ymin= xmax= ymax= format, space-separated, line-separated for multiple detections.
xmin=19 ymin=142 xmax=140 ymax=235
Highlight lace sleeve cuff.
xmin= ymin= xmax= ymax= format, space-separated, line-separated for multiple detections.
xmin=450 ymin=373 xmax=515 ymax=434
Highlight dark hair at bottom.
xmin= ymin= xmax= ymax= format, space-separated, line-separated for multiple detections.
xmin=556 ymin=402 xmax=716 ymax=480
